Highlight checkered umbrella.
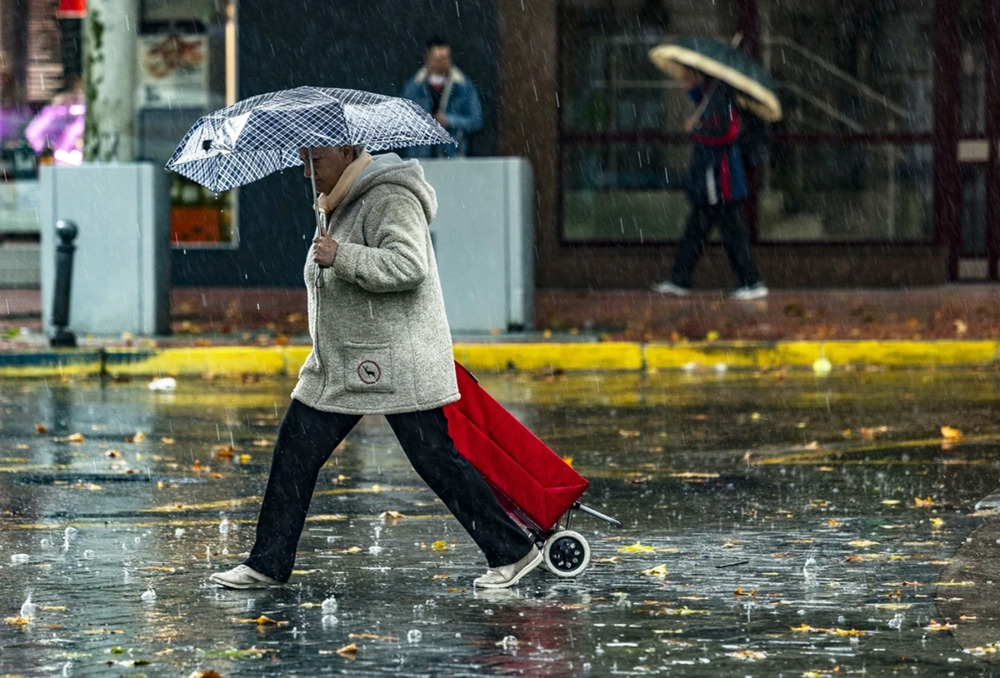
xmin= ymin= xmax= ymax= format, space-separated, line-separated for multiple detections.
xmin=165 ymin=86 xmax=455 ymax=193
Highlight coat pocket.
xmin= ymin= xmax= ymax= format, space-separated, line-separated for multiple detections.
xmin=344 ymin=344 xmax=394 ymax=393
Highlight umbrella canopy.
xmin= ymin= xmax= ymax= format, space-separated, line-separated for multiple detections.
xmin=649 ymin=36 xmax=782 ymax=122
xmin=166 ymin=86 xmax=455 ymax=193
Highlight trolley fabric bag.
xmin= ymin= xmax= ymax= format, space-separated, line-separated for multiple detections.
xmin=443 ymin=362 xmax=589 ymax=532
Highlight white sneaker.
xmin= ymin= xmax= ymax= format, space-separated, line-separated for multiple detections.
xmin=209 ymin=564 xmax=282 ymax=590
xmin=727 ymin=283 xmax=768 ymax=300
xmin=650 ymin=280 xmax=691 ymax=297
xmin=474 ymin=546 xmax=543 ymax=589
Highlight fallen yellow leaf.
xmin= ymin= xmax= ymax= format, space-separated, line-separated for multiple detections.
xmin=618 ymin=542 xmax=656 ymax=554
xmin=349 ymin=633 xmax=397 ymax=641
xmin=642 ymin=564 xmax=669 ymax=577
xmin=940 ymin=426 xmax=964 ymax=441
xmin=924 ymin=619 xmax=957 ymax=631
xmin=336 ymin=643 xmax=358 ymax=657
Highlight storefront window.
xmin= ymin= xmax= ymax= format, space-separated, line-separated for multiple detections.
xmin=758 ymin=0 xmax=935 ymax=243
xmin=765 ymin=141 xmax=932 ymax=242
xmin=138 ymin=0 xmax=236 ymax=247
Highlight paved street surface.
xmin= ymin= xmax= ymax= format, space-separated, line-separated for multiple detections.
xmin=2 ymin=368 xmax=1000 ymax=676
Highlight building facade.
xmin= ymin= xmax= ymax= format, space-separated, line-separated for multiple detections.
xmin=1 ymin=0 xmax=996 ymax=290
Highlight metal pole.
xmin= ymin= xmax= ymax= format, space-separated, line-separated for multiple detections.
xmin=50 ymin=220 xmax=78 ymax=348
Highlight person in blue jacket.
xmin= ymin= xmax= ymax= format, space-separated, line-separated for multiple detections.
xmin=401 ymin=38 xmax=483 ymax=158
xmin=651 ymin=67 xmax=767 ymax=300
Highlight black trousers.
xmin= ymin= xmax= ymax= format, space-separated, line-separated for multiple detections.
xmin=245 ymin=399 xmax=534 ymax=581
xmin=670 ymin=201 xmax=762 ymax=289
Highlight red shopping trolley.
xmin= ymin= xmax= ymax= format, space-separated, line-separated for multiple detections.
xmin=443 ymin=362 xmax=621 ymax=577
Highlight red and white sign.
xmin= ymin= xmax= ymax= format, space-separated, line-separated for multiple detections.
xmin=57 ymin=0 xmax=86 ymax=19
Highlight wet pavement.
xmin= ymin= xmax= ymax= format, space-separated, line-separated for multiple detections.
xmin=2 ymin=368 xmax=1000 ymax=676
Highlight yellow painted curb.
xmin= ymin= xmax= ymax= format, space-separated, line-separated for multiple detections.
xmin=819 ymin=340 xmax=996 ymax=367
xmin=453 ymin=342 xmax=643 ymax=372
xmin=105 ymin=346 xmax=287 ymax=376
xmin=644 ymin=340 xmax=999 ymax=369
xmin=2 ymin=340 xmax=997 ymax=378
xmin=0 ymin=350 xmax=103 ymax=378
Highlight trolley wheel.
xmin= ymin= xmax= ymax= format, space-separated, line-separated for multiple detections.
xmin=543 ymin=529 xmax=591 ymax=577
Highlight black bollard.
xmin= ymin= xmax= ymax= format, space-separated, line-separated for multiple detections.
xmin=50 ymin=220 xmax=78 ymax=348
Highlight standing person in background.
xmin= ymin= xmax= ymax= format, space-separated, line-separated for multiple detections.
xmin=401 ymin=37 xmax=483 ymax=158
xmin=651 ymin=66 xmax=768 ymax=301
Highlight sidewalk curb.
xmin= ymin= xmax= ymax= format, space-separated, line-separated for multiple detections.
xmin=0 ymin=340 xmax=997 ymax=378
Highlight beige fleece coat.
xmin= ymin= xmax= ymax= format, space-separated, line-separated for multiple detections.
xmin=291 ymin=153 xmax=459 ymax=414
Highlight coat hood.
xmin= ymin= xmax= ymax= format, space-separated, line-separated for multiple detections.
xmin=341 ymin=152 xmax=437 ymax=224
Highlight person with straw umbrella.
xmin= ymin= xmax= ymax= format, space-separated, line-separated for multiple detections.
xmin=648 ymin=36 xmax=781 ymax=301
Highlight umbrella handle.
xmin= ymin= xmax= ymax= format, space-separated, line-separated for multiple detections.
xmin=689 ymin=80 xmax=718 ymax=129
xmin=308 ymin=148 xmax=325 ymax=288
xmin=309 ymin=149 xmax=324 ymax=238
xmin=688 ymin=34 xmax=742 ymax=129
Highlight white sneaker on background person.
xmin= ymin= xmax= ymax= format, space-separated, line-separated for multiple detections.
xmin=727 ymin=282 xmax=769 ymax=300
xmin=650 ymin=280 xmax=691 ymax=297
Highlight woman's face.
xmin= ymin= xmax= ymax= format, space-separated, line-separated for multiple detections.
xmin=299 ymin=146 xmax=355 ymax=195
xmin=681 ymin=68 xmax=705 ymax=91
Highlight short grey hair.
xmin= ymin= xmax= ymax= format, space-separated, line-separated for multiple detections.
xmin=351 ymin=144 xmax=366 ymax=156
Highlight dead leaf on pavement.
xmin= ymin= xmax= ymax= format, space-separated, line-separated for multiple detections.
xmin=618 ymin=542 xmax=656 ymax=553
xmin=233 ymin=615 xmax=288 ymax=627
xmin=859 ymin=425 xmax=890 ymax=440
xmin=924 ymin=619 xmax=957 ymax=631
xmin=940 ymin=425 xmax=964 ymax=441
xmin=790 ymin=624 xmax=864 ymax=636
xmin=349 ymin=633 xmax=396 ymax=641
xmin=336 ymin=642 xmax=359 ymax=657
xmin=642 ymin=564 xmax=669 ymax=578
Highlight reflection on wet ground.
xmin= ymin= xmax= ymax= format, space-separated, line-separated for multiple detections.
xmin=1 ymin=367 xmax=1000 ymax=676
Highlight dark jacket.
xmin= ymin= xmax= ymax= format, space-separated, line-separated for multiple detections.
xmin=401 ymin=66 xmax=483 ymax=158
xmin=683 ymin=82 xmax=748 ymax=205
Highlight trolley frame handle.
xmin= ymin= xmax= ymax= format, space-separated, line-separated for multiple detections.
xmin=573 ymin=502 xmax=622 ymax=528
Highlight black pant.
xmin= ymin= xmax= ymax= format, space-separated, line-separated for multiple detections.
xmin=245 ymin=399 xmax=534 ymax=581
xmin=670 ymin=201 xmax=762 ymax=289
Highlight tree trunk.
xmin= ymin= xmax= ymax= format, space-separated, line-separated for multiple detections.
xmin=83 ymin=0 xmax=139 ymax=161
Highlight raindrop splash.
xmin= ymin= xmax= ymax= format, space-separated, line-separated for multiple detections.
xmin=20 ymin=592 xmax=36 ymax=619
